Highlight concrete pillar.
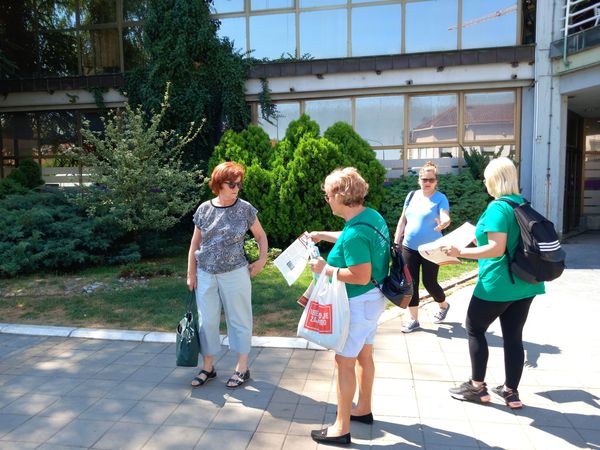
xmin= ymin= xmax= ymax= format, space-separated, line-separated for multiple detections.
xmin=531 ymin=0 xmax=567 ymax=234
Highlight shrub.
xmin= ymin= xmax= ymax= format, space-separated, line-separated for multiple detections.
xmin=0 ymin=190 xmax=137 ymax=277
xmin=70 ymin=84 xmax=204 ymax=235
xmin=5 ymin=159 xmax=44 ymax=189
xmin=0 ymin=177 xmax=30 ymax=199
xmin=210 ymin=114 xmax=388 ymax=247
xmin=324 ymin=122 xmax=386 ymax=208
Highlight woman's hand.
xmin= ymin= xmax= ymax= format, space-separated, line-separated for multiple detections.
xmin=186 ymin=273 xmax=197 ymax=291
xmin=308 ymin=256 xmax=327 ymax=274
xmin=248 ymin=258 xmax=267 ymax=278
xmin=434 ymin=209 xmax=451 ymax=232
xmin=441 ymin=245 xmax=460 ymax=258
xmin=305 ymin=231 xmax=321 ymax=243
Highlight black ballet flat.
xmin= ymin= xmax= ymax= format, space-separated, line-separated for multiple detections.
xmin=350 ymin=412 xmax=374 ymax=424
xmin=310 ymin=428 xmax=351 ymax=445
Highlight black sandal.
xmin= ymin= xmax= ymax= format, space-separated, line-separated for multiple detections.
xmin=191 ymin=368 xmax=217 ymax=388
xmin=226 ymin=369 xmax=250 ymax=389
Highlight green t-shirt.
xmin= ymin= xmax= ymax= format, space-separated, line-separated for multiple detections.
xmin=327 ymin=207 xmax=390 ymax=299
xmin=473 ymin=194 xmax=545 ymax=301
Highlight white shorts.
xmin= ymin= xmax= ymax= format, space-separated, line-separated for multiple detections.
xmin=337 ymin=288 xmax=386 ymax=358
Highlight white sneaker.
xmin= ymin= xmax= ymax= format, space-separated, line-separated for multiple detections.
xmin=401 ymin=320 xmax=420 ymax=333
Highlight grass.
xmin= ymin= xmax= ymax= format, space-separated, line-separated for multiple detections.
xmin=0 ymin=254 xmax=477 ymax=336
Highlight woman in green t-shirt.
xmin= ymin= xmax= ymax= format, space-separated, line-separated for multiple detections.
xmin=307 ymin=167 xmax=390 ymax=445
xmin=442 ymin=157 xmax=544 ymax=410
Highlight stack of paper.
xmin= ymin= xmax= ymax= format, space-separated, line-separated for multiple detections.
xmin=418 ymin=222 xmax=476 ymax=265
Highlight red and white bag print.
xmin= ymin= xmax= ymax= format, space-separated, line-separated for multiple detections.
xmin=297 ymin=268 xmax=350 ymax=352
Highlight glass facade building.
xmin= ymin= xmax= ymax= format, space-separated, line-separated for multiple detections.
xmin=2 ymin=0 xmax=600 ymax=233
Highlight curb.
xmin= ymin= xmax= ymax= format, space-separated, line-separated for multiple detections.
xmin=0 ymin=270 xmax=478 ymax=348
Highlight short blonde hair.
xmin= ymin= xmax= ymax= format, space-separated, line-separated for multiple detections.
xmin=323 ymin=167 xmax=369 ymax=207
xmin=484 ymin=157 xmax=520 ymax=198
xmin=419 ymin=161 xmax=438 ymax=179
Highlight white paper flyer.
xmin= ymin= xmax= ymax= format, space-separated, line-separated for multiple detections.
xmin=273 ymin=233 xmax=312 ymax=286
xmin=418 ymin=222 xmax=476 ymax=265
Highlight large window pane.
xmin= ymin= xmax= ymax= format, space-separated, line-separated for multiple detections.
xmin=250 ymin=14 xmax=295 ymax=59
xmin=406 ymin=0 xmax=458 ymax=53
xmin=409 ymin=95 xmax=457 ymax=143
xmin=213 ymin=0 xmax=245 ymax=14
xmin=123 ymin=27 xmax=146 ymax=70
xmin=300 ymin=10 xmax=347 ymax=59
xmin=218 ymin=17 xmax=246 ymax=53
xmin=48 ymin=1 xmax=77 ymax=29
xmin=251 ymin=0 xmax=294 ymax=10
xmin=301 ymin=0 xmax=346 ymax=6
xmin=39 ymin=31 xmax=79 ymax=76
xmin=37 ymin=111 xmax=77 ymax=164
xmin=80 ymin=0 xmax=117 ymax=25
xmin=355 ymin=96 xmax=404 ymax=146
xmin=464 ymin=91 xmax=515 ymax=141
xmin=258 ymin=102 xmax=300 ymax=140
xmin=81 ymin=29 xmax=121 ymax=74
xmin=305 ymin=99 xmax=352 ymax=132
xmin=352 ymin=5 xmax=401 ymax=57
xmin=123 ymin=0 xmax=146 ymax=22
xmin=462 ymin=0 xmax=517 ymax=49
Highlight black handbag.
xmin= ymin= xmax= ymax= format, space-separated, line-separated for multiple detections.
xmin=354 ymin=223 xmax=414 ymax=308
xmin=176 ymin=291 xmax=201 ymax=367
xmin=379 ymin=243 xmax=413 ymax=308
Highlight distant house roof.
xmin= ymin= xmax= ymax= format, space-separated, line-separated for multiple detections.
xmin=414 ymin=103 xmax=513 ymax=131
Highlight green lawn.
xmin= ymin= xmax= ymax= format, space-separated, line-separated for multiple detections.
xmin=0 ymin=255 xmax=477 ymax=336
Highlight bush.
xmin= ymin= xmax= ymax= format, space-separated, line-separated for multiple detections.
xmin=70 ymin=84 xmax=204 ymax=235
xmin=0 ymin=177 xmax=30 ymax=199
xmin=5 ymin=159 xmax=44 ymax=189
xmin=380 ymin=171 xmax=491 ymax=236
xmin=0 ymin=189 xmax=137 ymax=277
xmin=210 ymin=114 xmax=388 ymax=247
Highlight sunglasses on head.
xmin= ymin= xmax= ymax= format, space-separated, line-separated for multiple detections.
xmin=224 ymin=181 xmax=243 ymax=189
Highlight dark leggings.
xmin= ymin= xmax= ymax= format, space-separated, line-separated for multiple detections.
xmin=466 ymin=295 xmax=534 ymax=390
xmin=402 ymin=246 xmax=446 ymax=307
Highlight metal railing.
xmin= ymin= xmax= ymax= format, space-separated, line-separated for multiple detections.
xmin=562 ymin=0 xmax=600 ymax=61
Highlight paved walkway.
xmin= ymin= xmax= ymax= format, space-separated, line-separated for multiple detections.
xmin=0 ymin=232 xmax=599 ymax=449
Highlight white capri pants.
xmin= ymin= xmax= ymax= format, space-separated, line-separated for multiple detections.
xmin=337 ymin=287 xmax=386 ymax=358
xmin=195 ymin=265 xmax=252 ymax=356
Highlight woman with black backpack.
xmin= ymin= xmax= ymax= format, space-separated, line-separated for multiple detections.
xmin=442 ymin=157 xmax=545 ymax=409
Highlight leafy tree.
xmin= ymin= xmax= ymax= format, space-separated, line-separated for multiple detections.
xmin=124 ymin=0 xmax=250 ymax=168
xmin=70 ymin=84 xmax=204 ymax=235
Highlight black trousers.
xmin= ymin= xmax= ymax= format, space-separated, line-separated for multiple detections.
xmin=466 ymin=295 xmax=534 ymax=390
xmin=402 ymin=246 xmax=446 ymax=307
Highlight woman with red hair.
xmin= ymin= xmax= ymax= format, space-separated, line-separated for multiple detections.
xmin=187 ymin=161 xmax=268 ymax=389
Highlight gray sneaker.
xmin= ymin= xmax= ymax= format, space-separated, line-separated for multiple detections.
xmin=433 ymin=304 xmax=450 ymax=323
xmin=401 ymin=320 xmax=420 ymax=333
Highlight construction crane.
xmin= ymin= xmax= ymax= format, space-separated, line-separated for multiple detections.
xmin=448 ymin=4 xmax=517 ymax=30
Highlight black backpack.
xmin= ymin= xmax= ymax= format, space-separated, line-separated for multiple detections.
xmin=499 ymin=198 xmax=566 ymax=284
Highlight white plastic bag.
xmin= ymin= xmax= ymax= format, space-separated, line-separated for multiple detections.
xmin=297 ymin=267 xmax=350 ymax=352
